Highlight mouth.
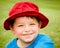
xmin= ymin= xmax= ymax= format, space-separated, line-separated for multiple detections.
xmin=22 ymin=33 xmax=34 ymax=36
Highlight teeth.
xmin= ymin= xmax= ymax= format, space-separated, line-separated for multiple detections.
xmin=22 ymin=33 xmax=33 ymax=36
xmin=26 ymin=34 xmax=30 ymax=35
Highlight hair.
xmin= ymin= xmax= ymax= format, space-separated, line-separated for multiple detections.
xmin=9 ymin=16 xmax=40 ymax=27
xmin=9 ymin=19 xmax=15 ymax=27
xmin=30 ymin=16 xmax=40 ymax=23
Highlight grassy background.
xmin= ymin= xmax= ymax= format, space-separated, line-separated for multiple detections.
xmin=0 ymin=0 xmax=60 ymax=48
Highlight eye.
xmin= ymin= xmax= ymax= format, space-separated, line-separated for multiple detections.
xmin=30 ymin=23 xmax=36 ymax=25
xmin=18 ymin=25 xmax=24 ymax=27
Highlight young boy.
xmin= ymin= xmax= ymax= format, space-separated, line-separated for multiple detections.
xmin=4 ymin=2 xmax=54 ymax=48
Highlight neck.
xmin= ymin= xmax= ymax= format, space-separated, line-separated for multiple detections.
xmin=17 ymin=39 xmax=32 ymax=48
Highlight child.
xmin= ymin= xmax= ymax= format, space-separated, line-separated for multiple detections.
xmin=4 ymin=2 xmax=54 ymax=48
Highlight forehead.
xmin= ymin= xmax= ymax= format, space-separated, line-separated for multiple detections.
xmin=14 ymin=16 xmax=38 ymax=24
xmin=14 ymin=16 xmax=38 ymax=23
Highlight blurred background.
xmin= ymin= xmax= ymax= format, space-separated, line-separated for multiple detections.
xmin=0 ymin=0 xmax=60 ymax=48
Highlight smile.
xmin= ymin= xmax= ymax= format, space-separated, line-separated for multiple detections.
xmin=22 ymin=33 xmax=34 ymax=36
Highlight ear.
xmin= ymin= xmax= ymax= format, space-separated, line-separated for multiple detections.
xmin=38 ymin=21 xmax=42 ymax=28
xmin=9 ymin=25 xmax=15 ymax=34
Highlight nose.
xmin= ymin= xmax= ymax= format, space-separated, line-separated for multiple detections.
xmin=22 ymin=25 xmax=34 ymax=35
xmin=24 ymin=25 xmax=30 ymax=32
xmin=22 ymin=25 xmax=31 ymax=34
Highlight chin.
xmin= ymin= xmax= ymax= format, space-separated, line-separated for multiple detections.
xmin=23 ymin=38 xmax=34 ymax=43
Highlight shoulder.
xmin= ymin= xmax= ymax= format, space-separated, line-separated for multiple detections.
xmin=35 ymin=34 xmax=54 ymax=48
xmin=5 ymin=38 xmax=18 ymax=48
xmin=36 ymin=34 xmax=53 ymax=42
xmin=38 ymin=34 xmax=53 ymax=41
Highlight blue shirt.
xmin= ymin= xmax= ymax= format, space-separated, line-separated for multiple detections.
xmin=5 ymin=34 xmax=54 ymax=48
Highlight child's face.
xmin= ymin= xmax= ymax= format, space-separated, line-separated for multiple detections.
xmin=10 ymin=16 xmax=41 ymax=43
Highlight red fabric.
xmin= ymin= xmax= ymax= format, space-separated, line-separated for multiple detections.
xmin=4 ymin=2 xmax=49 ymax=30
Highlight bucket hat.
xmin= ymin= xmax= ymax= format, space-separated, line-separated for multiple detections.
xmin=4 ymin=2 xmax=49 ymax=30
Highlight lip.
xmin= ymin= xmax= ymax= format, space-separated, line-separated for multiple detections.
xmin=22 ymin=33 xmax=34 ymax=36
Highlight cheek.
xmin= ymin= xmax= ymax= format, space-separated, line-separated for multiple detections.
xmin=14 ymin=28 xmax=24 ymax=36
xmin=31 ymin=26 xmax=39 ymax=33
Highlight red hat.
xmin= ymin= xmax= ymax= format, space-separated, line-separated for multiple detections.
xmin=4 ymin=2 xmax=49 ymax=30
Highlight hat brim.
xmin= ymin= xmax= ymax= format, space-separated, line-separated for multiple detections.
xmin=4 ymin=11 xmax=49 ymax=30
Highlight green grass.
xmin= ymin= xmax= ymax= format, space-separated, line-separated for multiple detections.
xmin=0 ymin=0 xmax=60 ymax=48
